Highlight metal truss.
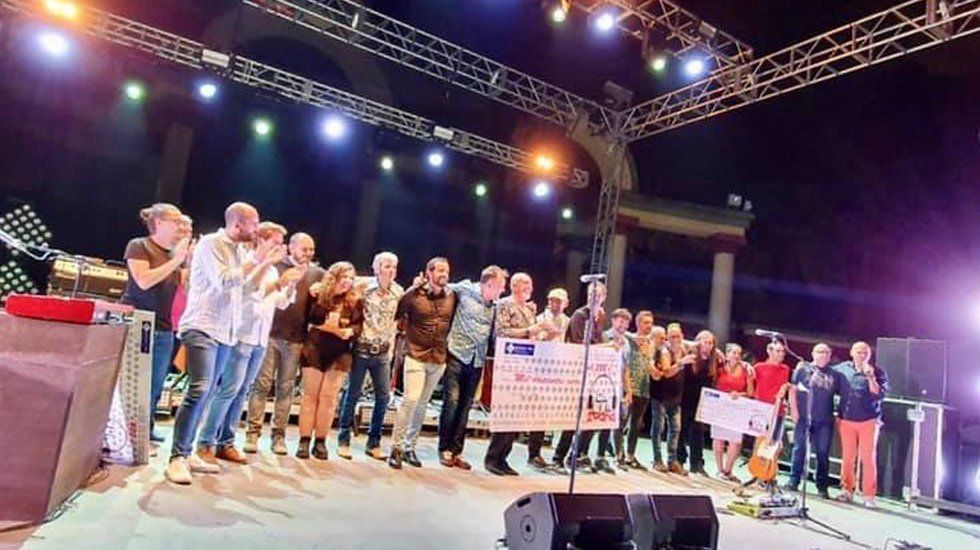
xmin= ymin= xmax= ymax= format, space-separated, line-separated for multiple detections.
xmin=588 ymin=142 xmax=628 ymax=274
xmin=0 ymin=0 xmax=589 ymax=187
xmin=620 ymin=0 xmax=980 ymax=141
xmin=242 ymin=0 xmax=617 ymax=133
xmin=569 ymin=0 xmax=755 ymax=71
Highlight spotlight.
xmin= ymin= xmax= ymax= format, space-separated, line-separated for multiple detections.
xmin=649 ymin=54 xmax=668 ymax=73
xmin=197 ymin=82 xmax=218 ymax=100
xmin=684 ymin=57 xmax=707 ymax=77
xmin=474 ymin=183 xmax=488 ymax=197
xmin=253 ymin=118 xmax=273 ymax=137
xmin=535 ymin=155 xmax=555 ymax=172
xmin=427 ymin=151 xmax=445 ymax=168
xmin=548 ymin=0 xmax=570 ymax=23
xmin=379 ymin=155 xmax=394 ymax=172
xmin=561 ymin=207 xmax=574 ymax=220
xmin=44 ymin=0 xmax=78 ymax=20
xmin=38 ymin=31 xmax=70 ymax=57
xmin=123 ymin=81 xmax=145 ymax=101
xmin=533 ymin=181 xmax=552 ymax=198
xmin=642 ymin=28 xmax=669 ymax=74
xmin=322 ymin=115 xmax=347 ymax=140
xmin=594 ymin=11 xmax=616 ymax=33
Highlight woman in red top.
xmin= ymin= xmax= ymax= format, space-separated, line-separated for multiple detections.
xmin=712 ymin=343 xmax=755 ymax=482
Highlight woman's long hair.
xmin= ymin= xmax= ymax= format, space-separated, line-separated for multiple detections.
xmin=694 ymin=329 xmax=721 ymax=379
xmin=317 ymin=261 xmax=360 ymax=310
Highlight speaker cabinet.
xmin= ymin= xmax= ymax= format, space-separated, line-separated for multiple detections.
xmin=876 ymin=337 xmax=947 ymax=403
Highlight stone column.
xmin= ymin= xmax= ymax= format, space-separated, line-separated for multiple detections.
xmin=564 ymin=249 xmax=587 ymax=306
xmin=707 ymin=234 xmax=745 ymax=343
xmin=605 ymin=233 xmax=628 ymax=311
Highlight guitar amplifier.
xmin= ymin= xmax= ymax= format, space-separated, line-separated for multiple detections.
xmin=47 ymin=256 xmax=129 ymax=301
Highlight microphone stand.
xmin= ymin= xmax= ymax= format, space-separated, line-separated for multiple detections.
xmin=568 ymin=280 xmax=601 ymax=495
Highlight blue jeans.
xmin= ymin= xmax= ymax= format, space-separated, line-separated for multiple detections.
xmin=789 ymin=419 xmax=835 ymax=490
xmin=650 ymin=399 xmax=681 ymax=463
xmin=337 ymin=353 xmax=392 ymax=449
xmin=170 ymin=330 xmax=231 ymax=459
xmin=199 ymin=342 xmax=267 ymax=448
xmin=438 ymin=354 xmax=482 ymax=456
xmin=150 ymin=330 xmax=175 ymax=434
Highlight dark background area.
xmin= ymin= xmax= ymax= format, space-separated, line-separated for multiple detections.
xmin=1 ymin=0 xmax=979 ymax=413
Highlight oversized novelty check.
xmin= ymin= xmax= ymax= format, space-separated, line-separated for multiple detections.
xmin=695 ymin=387 xmax=775 ymax=437
xmin=489 ymin=338 xmax=622 ymax=432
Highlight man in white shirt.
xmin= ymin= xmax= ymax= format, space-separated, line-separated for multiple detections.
xmin=166 ymin=202 xmax=283 ymax=485
xmin=196 ymin=222 xmax=304 ymax=465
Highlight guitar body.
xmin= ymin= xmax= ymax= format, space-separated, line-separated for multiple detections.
xmin=478 ymin=357 xmax=495 ymax=408
xmin=747 ymin=436 xmax=781 ymax=481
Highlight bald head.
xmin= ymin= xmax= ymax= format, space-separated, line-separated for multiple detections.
xmin=224 ymin=202 xmax=260 ymax=242
xmin=288 ymin=232 xmax=316 ymax=265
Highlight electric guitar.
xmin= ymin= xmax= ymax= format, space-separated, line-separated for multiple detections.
xmin=747 ymin=384 xmax=790 ymax=482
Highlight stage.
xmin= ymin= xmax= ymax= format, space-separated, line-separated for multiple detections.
xmin=1 ymin=424 xmax=977 ymax=550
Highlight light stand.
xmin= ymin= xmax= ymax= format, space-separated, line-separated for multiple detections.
xmin=568 ymin=277 xmax=603 ymax=494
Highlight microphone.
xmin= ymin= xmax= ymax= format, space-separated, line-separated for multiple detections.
xmin=579 ymin=273 xmax=607 ymax=283
xmin=754 ymin=329 xmax=782 ymax=338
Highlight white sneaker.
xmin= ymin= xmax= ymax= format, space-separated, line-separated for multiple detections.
xmin=165 ymin=457 xmax=193 ymax=485
xmin=188 ymin=453 xmax=221 ymax=474
xmin=243 ymin=433 xmax=258 ymax=454
xmin=863 ymin=498 xmax=877 ymax=508
xmin=337 ymin=445 xmax=353 ymax=460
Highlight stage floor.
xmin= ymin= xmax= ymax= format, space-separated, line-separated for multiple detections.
xmin=2 ymin=424 xmax=977 ymax=549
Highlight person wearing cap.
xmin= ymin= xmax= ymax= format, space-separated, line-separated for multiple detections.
xmin=535 ymin=287 xmax=570 ymax=342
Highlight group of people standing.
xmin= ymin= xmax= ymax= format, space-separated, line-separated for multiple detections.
xmin=122 ymin=201 xmax=889 ymax=508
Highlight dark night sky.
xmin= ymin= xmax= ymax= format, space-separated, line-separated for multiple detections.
xmin=1 ymin=1 xmax=979 ymax=407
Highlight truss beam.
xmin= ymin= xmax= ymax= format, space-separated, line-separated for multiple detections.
xmin=0 ymin=0 xmax=589 ymax=187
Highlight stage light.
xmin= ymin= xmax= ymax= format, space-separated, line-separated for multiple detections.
xmin=253 ymin=118 xmax=273 ymax=137
xmin=197 ymin=82 xmax=218 ymax=99
xmin=561 ymin=207 xmax=573 ymax=220
xmin=44 ymin=0 xmax=78 ymax=20
xmin=322 ymin=115 xmax=347 ymax=140
xmin=535 ymin=155 xmax=555 ymax=172
xmin=533 ymin=181 xmax=552 ymax=198
xmin=549 ymin=0 xmax=570 ymax=23
xmin=649 ymin=54 xmax=668 ymax=73
xmin=474 ymin=183 xmax=488 ymax=197
xmin=38 ymin=31 xmax=70 ymax=57
xmin=379 ymin=155 xmax=394 ymax=172
xmin=684 ymin=57 xmax=707 ymax=77
xmin=123 ymin=81 xmax=145 ymax=101
xmin=427 ymin=151 xmax=445 ymax=168
xmin=595 ymin=11 xmax=616 ymax=33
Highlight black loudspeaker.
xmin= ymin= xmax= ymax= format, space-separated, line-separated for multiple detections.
xmin=876 ymin=337 xmax=948 ymax=403
xmin=503 ymin=492 xmax=717 ymax=550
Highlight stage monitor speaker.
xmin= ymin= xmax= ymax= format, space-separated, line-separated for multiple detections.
xmin=876 ymin=337 xmax=947 ymax=403
xmin=502 ymin=492 xmax=717 ymax=550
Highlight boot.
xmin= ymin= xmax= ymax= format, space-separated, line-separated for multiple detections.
xmin=296 ymin=436 xmax=311 ymax=459
xmin=312 ymin=438 xmax=329 ymax=460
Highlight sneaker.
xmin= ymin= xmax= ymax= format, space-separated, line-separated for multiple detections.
xmin=188 ymin=453 xmax=221 ymax=474
xmin=652 ymin=460 xmax=669 ymax=473
xmin=215 ymin=445 xmax=248 ymax=464
xmin=836 ymin=491 xmax=853 ymax=503
xmin=595 ymin=458 xmax=617 ymax=475
xmin=165 ymin=457 xmax=193 ymax=485
xmin=453 ymin=456 xmax=473 ymax=471
xmin=627 ymin=457 xmax=648 ymax=471
xmin=668 ymin=461 xmax=688 ymax=476
xmin=365 ymin=447 xmax=386 ymax=460
xmin=575 ymin=456 xmax=597 ymax=473
xmin=271 ymin=434 xmax=289 ymax=456
xmin=818 ymin=488 xmax=831 ymax=499
xmin=690 ymin=466 xmax=709 ymax=477
xmin=196 ymin=446 xmax=220 ymax=467
xmin=440 ymin=451 xmax=456 ymax=468
xmin=781 ymin=482 xmax=799 ymax=492
xmin=337 ymin=445 xmax=353 ymax=460
xmin=527 ymin=456 xmax=549 ymax=471
xmin=548 ymin=461 xmax=569 ymax=475
xmin=243 ymin=433 xmax=258 ymax=454
xmin=863 ymin=498 xmax=877 ymax=508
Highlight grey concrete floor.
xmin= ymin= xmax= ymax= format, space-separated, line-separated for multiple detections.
xmin=1 ymin=422 xmax=978 ymax=549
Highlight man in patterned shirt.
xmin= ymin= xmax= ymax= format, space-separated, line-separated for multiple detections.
xmin=437 ymin=265 xmax=509 ymax=470
xmin=484 ymin=272 xmax=557 ymax=476
xmin=336 ymin=251 xmax=404 ymax=460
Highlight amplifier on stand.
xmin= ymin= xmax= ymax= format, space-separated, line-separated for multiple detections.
xmin=47 ymin=255 xmax=128 ymax=301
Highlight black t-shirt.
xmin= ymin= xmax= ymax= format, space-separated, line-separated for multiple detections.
xmin=269 ymin=260 xmax=325 ymax=343
xmin=122 ymin=237 xmax=180 ymax=331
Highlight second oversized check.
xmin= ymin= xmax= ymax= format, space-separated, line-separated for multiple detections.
xmin=694 ymin=387 xmax=776 ymax=437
